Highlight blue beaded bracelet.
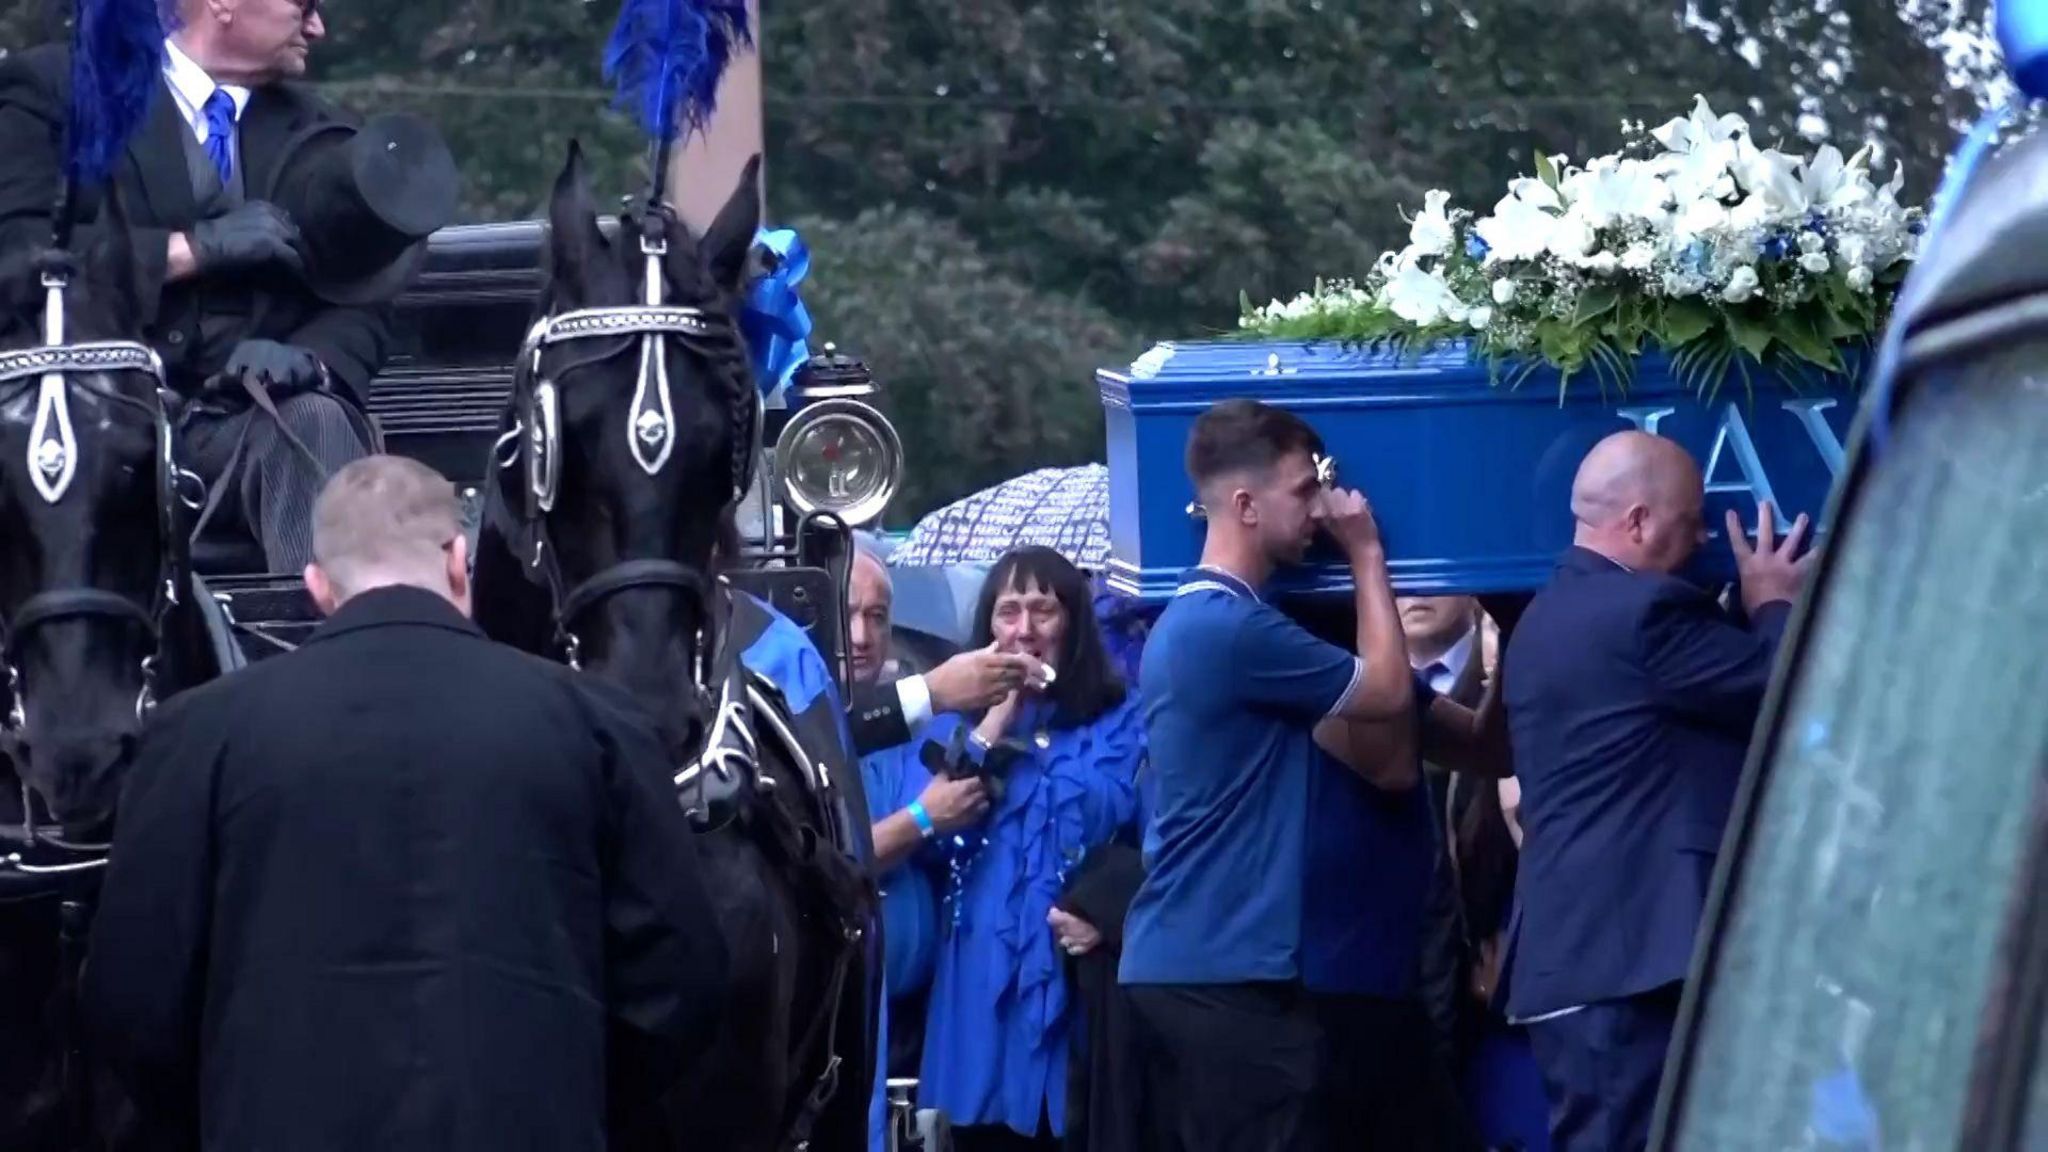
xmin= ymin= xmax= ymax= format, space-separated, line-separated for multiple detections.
xmin=908 ymin=801 xmax=936 ymax=839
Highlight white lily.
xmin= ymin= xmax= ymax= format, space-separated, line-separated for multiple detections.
xmin=1673 ymin=196 xmax=1730 ymax=240
xmin=1563 ymin=157 xmax=1672 ymax=228
xmin=1656 ymin=137 xmax=1744 ymax=206
xmin=1650 ymin=94 xmax=1749 ymax=155
xmin=1407 ymin=189 xmax=1457 ymax=255
xmin=1739 ymin=147 xmax=1808 ymax=220
xmin=1473 ymin=179 xmax=1562 ymax=264
xmin=1378 ymin=265 xmax=1471 ymax=327
xmin=1548 ymin=213 xmax=1600 ymax=263
xmin=1722 ymin=265 xmax=1760 ymax=303
xmin=1797 ymin=144 xmax=1891 ymax=213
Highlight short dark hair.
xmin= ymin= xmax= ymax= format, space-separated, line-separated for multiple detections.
xmin=1184 ymin=399 xmax=1324 ymax=488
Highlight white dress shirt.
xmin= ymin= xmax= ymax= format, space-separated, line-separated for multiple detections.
xmin=895 ymin=672 xmax=934 ymax=730
xmin=161 ymin=39 xmax=250 ymax=162
xmin=1414 ymin=626 xmax=1476 ymax=696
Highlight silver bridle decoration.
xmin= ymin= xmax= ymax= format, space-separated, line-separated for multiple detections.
xmin=515 ymin=235 xmax=720 ymax=517
xmin=0 ymin=270 xmax=176 ymax=876
xmin=30 ymin=271 xmax=75 ymax=503
xmin=2 ymin=275 xmax=164 ymax=505
xmin=629 ymin=237 xmax=678 ymax=476
xmin=675 ymin=666 xmax=759 ymax=791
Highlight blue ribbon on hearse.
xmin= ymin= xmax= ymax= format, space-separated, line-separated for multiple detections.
xmin=742 ymin=227 xmax=814 ymax=400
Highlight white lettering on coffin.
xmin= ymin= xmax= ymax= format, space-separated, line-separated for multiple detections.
xmin=1616 ymin=400 xmax=1848 ymax=537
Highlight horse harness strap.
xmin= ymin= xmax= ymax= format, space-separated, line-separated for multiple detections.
xmin=185 ymin=371 xmax=335 ymax=546
xmin=497 ymin=219 xmax=766 ymax=663
xmin=499 ymin=216 xmax=864 ymax=1140
xmin=782 ymin=937 xmax=860 ymax=1152
xmin=0 ymin=268 xmax=189 ymax=876
xmin=670 ymin=596 xmax=868 ymax=1150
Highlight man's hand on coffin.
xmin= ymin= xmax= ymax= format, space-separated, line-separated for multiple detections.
xmin=187 ymin=202 xmax=305 ymax=277
xmin=216 ymin=339 xmax=327 ymax=400
xmin=1727 ymin=502 xmax=1814 ymax=614
xmin=1317 ymin=486 xmax=1384 ymax=560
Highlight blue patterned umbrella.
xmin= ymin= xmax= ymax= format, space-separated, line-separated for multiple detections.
xmin=889 ymin=464 xmax=1112 ymax=570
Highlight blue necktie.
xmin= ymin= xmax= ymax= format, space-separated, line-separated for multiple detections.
xmin=201 ymin=89 xmax=236 ymax=186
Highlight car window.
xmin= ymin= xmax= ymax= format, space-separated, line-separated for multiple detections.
xmin=1667 ymin=347 xmax=2048 ymax=1150
xmin=2028 ymin=1043 xmax=2048 ymax=1150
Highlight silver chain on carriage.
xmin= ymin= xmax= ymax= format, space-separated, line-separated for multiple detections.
xmin=0 ymin=266 xmax=199 ymax=876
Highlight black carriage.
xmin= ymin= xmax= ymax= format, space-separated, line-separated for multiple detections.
xmin=198 ymin=217 xmax=905 ymax=690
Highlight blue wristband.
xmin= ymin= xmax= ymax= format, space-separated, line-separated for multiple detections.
xmin=907 ymin=801 xmax=936 ymax=839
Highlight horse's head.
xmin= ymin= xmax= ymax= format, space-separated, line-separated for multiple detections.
xmin=520 ymin=142 xmax=762 ymax=755
xmin=0 ymin=206 xmax=179 ymax=837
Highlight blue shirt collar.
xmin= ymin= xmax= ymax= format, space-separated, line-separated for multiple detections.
xmin=1176 ymin=565 xmax=1261 ymax=602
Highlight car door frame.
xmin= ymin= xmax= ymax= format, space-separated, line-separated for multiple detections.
xmin=1649 ymin=300 xmax=2048 ymax=1151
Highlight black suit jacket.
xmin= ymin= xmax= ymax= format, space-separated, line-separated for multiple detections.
xmin=846 ymin=679 xmax=913 ymax=757
xmin=1413 ymin=635 xmax=1491 ymax=1148
xmin=81 ymin=587 xmax=730 ymax=1152
xmin=0 ymin=43 xmax=391 ymax=409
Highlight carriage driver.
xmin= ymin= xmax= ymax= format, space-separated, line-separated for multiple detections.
xmin=0 ymin=0 xmax=459 ymax=573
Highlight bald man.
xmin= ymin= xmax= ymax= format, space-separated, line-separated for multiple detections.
xmin=84 ymin=456 xmax=728 ymax=1151
xmin=1496 ymin=430 xmax=1812 ymax=1152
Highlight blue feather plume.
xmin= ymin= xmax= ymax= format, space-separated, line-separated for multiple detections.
xmin=65 ymin=0 xmax=169 ymax=188
xmin=603 ymin=0 xmax=753 ymax=142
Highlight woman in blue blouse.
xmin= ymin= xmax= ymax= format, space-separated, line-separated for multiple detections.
xmin=920 ymin=547 xmax=1145 ymax=1151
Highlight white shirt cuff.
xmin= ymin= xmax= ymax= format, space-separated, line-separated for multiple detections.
xmin=896 ymin=673 xmax=934 ymax=729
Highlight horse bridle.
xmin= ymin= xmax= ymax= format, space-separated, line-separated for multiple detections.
xmin=497 ymin=212 xmax=764 ymax=671
xmin=0 ymin=267 xmax=193 ymax=875
xmin=497 ymin=215 xmax=860 ymax=1147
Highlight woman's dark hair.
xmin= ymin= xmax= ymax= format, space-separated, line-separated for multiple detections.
xmin=969 ymin=546 xmax=1125 ymax=729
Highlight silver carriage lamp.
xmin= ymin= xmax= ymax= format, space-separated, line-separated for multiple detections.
xmin=771 ymin=343 xmax=906 ymax=528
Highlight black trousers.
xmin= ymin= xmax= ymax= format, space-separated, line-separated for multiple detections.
xmin=1125 ymin=982 xmax=1322 ymax=1152
xmin=181 ymin=390 xmax=372 ymax=572
xmin=887 ymin=991 xmax=928 ymax=1081
xmin=954 ymin=1122 xmax=1059 ymax=1152
xmin=1312 ymin=992 xmax=1476 ymax=1152
xmin=1524 ymin=986 xmax=1681 ymax=1152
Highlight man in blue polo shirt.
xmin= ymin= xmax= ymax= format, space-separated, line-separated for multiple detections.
xmin=1120 ymin=398 xmax=1415 ymax=1151
xmin=1296 ymin=595 xmax=1520 ymax=1152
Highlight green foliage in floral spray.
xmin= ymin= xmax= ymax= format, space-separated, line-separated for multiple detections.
xmin=1240 ymin=97 xmax=1924 ymax=402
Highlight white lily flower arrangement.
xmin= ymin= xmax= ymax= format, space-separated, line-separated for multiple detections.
xmin=1240 ymin=96 xmax=1924 ymax=398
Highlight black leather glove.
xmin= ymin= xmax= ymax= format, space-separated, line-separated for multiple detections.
xmin=217 ymin=339 xmax=325 ymax=397
xmin=188 ymin=202 xmax=304 ymax=276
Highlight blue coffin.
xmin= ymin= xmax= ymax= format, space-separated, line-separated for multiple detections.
xmin=1099 ymin=340 xmax=1858 ymax=601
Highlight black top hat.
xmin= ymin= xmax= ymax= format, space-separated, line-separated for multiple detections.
xmin=265 ymin=114 xmax=461 ymax=306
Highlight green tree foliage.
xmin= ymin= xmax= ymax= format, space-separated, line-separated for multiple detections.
xmin=313 ymin=0 xmax=649 ymax=221
xmin=788 ymin=208 xmax=1132 ymax=525
xmin=35 ymin=0 xmax=1978 ymax=523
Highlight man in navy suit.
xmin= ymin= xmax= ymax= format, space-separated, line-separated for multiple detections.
xmin=1500 ymin=430 xmax=1812 ymax=1151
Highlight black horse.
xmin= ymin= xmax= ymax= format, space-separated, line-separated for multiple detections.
xmin=472 ymin=144 xmax=877 ymax=1151
xmin=0 ymin=204 xmax=236 ymax=1150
